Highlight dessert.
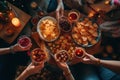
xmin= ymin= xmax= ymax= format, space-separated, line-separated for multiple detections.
xmin=55 ymin=50 xmax=69 ymax=62
xmin=31 ymin=48 xmax=47 ymax=63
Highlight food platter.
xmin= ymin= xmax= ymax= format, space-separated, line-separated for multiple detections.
xmin=71 ymin=17 xmax=101 ymax=47
xmin=36 ymin=10 xmax=101 ymax=62
xmin=37 ymin=16 xmax=60 ymax=42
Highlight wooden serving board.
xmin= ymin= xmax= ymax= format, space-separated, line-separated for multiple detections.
xmin=0 ymin=2 xmax=31 ymax=44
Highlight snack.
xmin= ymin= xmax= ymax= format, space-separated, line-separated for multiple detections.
xmin=47 ymin=34 xmax=75 ymax=60
xmin=55 ymin=50 xmax=69 ymax=62
xmin=72 ymin=18 xmax=100 ymax=47
xmin=31 ymin=48 xmax=47 ymax=63
xmin=37 ymin=16 xmax=60 ymax=42
xmin=59 ymin=16 xmax=71 ymax=32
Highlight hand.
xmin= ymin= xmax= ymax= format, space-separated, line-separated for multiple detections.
xmin=12 ymin=43 xmax=32 ymax=52
xmin=56 ymin=0 xmax=64 ymax=21
xmin=25 ymin=62 xmax=44 ymax=75
xmin=80 ymin=52 xmax=99 ymax=65
xmin=100 ymin=21 xmax=120 ymax=38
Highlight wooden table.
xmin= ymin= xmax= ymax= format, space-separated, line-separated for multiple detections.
xmin=0 ymin=2 xmax=31 ymax=44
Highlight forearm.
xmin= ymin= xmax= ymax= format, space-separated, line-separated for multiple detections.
xmin=63 ymin=68 xmax=75 ymax=80
xmin=0 ymin=47 xmax=11 ymax=55
xmin=99 ymin=60 xmax=120 ymax=74
xmin=16 ymin=70 xmax=29 ymax=80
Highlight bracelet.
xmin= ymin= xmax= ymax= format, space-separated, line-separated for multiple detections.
xmin=10 ymin=46 xmax=15 ymax=54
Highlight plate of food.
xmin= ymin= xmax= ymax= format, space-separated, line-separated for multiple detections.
xmin=37 ymin=16 xmax=60 ymax=42
xmin=71 ymin=17 xmax=101 ymax=47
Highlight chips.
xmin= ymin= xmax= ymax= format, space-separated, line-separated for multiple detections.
xmin=37 ymin=16 xmax=60 ymax=42
xmin=72 ymin=18 xmax=100 ymax=47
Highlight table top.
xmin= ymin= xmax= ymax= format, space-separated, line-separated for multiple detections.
xmin=30 ymin=10 xmax=103 ymax=65
xmin=0 ymin=2 xmax=31 ymax=44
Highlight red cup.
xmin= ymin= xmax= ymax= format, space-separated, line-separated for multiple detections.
xmin=18 ymin=35 xmax=31 ymax=48
xmin=74 ymin=47 xmax=85 ymax=58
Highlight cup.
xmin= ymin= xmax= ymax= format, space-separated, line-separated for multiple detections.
xmin=55 ymin=50 xmax=69 ymax=63
xmin=68 ymin=9 xmax=80 ymax=23
xmin=18 ymin=35 xmax=31 ymax=48
xmin=74 ymin=47 xmax=85 ymax=58
xmin=59 ymin=16 xmax=72 ymax=32
xmin=31 ymin=48 xmax=47 ymax=65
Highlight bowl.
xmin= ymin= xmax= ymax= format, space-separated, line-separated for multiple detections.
xmin=37 ymin=16 xmax=60 ymax=42
xmin=55 ymin=50 xmax=69 ymax=63
xmin=59 ymin=16 xmax=72 ymax=32
xmin=71 ymin=17 xmax=101 ymax=47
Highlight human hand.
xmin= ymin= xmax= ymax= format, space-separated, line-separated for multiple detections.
xmin=80 ymin=52 xmax=99 ymax=65
xmin=56 ymin=0 xmax=64 ymax=21
xmin=12 ymin=43 xmax=32 ymax=52
xmin=25 ymin=62 xmax=44 ymax=75
xmin=100 ymin=21 xmax=120 ymax=38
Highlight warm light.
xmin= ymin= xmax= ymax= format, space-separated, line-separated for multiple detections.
xmin=11 ymin=17 xmax=21 ymax=27
xmin=0 ymin=12 xmax=2 ymax=17
xmin=96 ymin=8 xmax=100 ymax=12
xmin=105 ymin=1 xmax=110 ymax=5
xmin=88 ymin=12 xmax=94 ymax=18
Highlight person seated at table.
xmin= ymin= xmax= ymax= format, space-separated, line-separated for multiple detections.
xmin=0 ymin=43 xmax=32 ymax=55
xmin=16 ymin=58 xmax=75 ymax=80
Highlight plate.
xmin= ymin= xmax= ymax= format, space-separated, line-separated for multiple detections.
xmin=37 ymin=16 xmax=60 ymax=42
xmin=71 ymin=17 xmax=101 ymax=47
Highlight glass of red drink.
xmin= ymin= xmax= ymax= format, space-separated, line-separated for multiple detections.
xmin=68 ymin=9 xmax=80 ymax=23
xmin=18 ymin=35 xmax=31 ymax=48
xmin=74 ymin=47 xmax=85 ymax=58
xmin=31 ymin=48 xmax=47 ymax=65
xmin=55 ymin=50 xmax=69 ymax=63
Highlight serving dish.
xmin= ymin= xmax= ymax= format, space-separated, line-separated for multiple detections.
xmin=37 ymin=16 xmax=60 ymax=42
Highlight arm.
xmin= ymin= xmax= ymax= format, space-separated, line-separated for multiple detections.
xmin=81 ymin=52 xmax=120 ymax=74
xmin=54 ymin=57 xmax=75 ymax=80
xmin=99 ymin=60 xmax=120 ymax=74
xmin=16 ymin=62 xmax=44 ymax=80
xmin=0 ymin=43 xmax=32 ymax=55
xmin=63 ymin=66 xmax=75 ymax=80
xmin=56 ymin=0 xmax=64 ymax=20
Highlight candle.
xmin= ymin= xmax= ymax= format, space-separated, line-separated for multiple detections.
xmin=11 ymin=17 xmax=21 ymax=27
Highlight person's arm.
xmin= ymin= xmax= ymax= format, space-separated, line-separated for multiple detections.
xmin=0 ymin=43 xmax=32 ymax=55
xmin=16 ymin=62 xmax=44 ymax=80
xmin=63 ymin=66 xmax=75 ymax=80
xmin=56 ymin=0 xmax=64 ymax=20
xmin=99 ymin=60 xmax=120 ymax=74
xmin=81 ymin=52 xmax=120 ymax=74
xmin=0 ymin=47 xmax=11 ymax=55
